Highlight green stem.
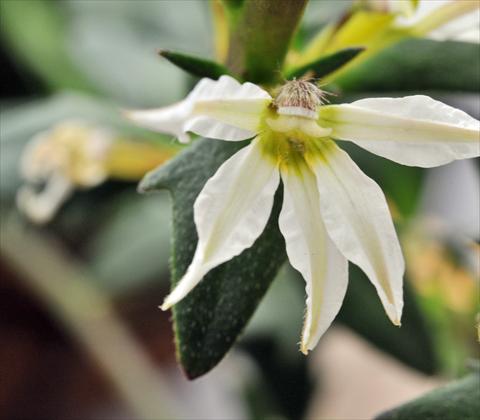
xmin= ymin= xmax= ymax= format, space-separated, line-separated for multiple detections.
xmin=226 ymin=0 xmax=309 ymax=84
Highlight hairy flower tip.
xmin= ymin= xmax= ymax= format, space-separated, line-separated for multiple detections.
xmin=274 ymin=80 xmax=328 ymax=119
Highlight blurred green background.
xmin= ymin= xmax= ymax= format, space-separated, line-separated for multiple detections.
xmin=0 ymin=1 xmax=478 ymax=419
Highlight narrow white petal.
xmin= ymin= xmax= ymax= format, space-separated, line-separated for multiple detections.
xmin=17 ymin=174 xmax=73 ymax=224
xmin=306 ymin=141 xmax=404 ymax=325
xmin=161 ymin=139 xmax=279 ymax=309
xmin=319 ymin=95 xmax=480 ymax=167
xmin=124 ymin=102 xmax=193 ymax=143
xmin=279 ymin=162 xmax=348 ymax=354
xmin=427 ymin=10 xmax=480 ymax=43
xmin=126 ymin=75 xmax=271 ymax=143
xmin=398 ymin=0 xmax=460 ymax=25
xmin=397 ymin=0 xmax=480 ymax=43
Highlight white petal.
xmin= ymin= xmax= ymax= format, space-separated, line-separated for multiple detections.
xmin=279 ymin=161 xmax=348 ymax=354
xmin=17 ymin=173 xmax=73 ymax=224
xmin=306 ymin=141 xmax=404 ymax=325
xmin=126 ymin=75 xmax=271 ymax=143
xmin=397 ymin=0 xmax=480 ymax=43
xmin=161 ymin=139 xmax=279 ymax=309
xmin=319 ymin=95 xmax=480 ymax=167
xmin=427 ymin=9 xmax=480 ymax=43
xmin=397 ymin=0 xmax=456 ymax=25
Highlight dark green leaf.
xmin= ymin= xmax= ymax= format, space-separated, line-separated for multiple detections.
xmin=221 ymin=0 xmax=245 ymax=13
xmin=225 ymin=0 xmax=308 ymax=84
xmin=337 ymin=39 xmax=480 ymax=92
xmin=140 ymin=138 xmax=287 ymax=378
xmin=375 ymin=373 xmax=480 ymax=420
xmin=285 ymin=47 xmax=365 ymax=80
xmin=158 ymin=49 xmax=235 ymax=80
xmin=338 ymin=265 xmax=437 ymax=374
xmin=240 ymin=336 xmax=314 ymax=420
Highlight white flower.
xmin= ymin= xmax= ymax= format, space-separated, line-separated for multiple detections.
xmin=361 ymin=0 xmax=419 ymax=17
xmin=361 ymin=0 xmax=480 ymax=41
xmin=17 ymin=121 xmax=113 ymax=224
xmin=127 ymin=75 xmax=480 ymax=353
xmin=398 ymin=0 xmax=480 ymax=43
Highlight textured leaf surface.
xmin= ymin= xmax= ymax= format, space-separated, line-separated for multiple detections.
xmin=375 ymin=373 xmax=480 ymax=419
xmin=140 ymin=138 xmax=287 ymax=378
xmin=285 ymin=47 xmax=364 ymax=80
xmin=158 ymin=49 xmax=234 ymax=80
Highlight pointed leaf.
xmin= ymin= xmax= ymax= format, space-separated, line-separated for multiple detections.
xmin=375 ymin=374 xmax=480 ymax=420
xmin=140 ymin=138 xmax=287 ymax=378
xmin=285 ymin=47 xmax=365 ymax=80
xmin=158 ymin=49 xmax=235 ymax=80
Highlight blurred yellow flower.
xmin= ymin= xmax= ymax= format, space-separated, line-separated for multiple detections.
xmin=17 ymin=121 xmax=177 ymax=224
xmin=290 ymin=0 xmax=479 ymax=81
xmin=404 ymin=218 xmax=479 ymax=314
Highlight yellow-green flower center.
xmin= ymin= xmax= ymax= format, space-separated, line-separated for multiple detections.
xmin=257 ymin=80 xmax=336 ymax=169
xmin=258 ymin=109 xmax=332 ymax=169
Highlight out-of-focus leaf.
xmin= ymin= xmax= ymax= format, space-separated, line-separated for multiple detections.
xmin=1 ymin=0 xmax=213 ymax=106
xmin=139 ymin=138 xmax=287 ymax=378
xmin=225 ymin=0 xmax=308 ymax=84
xmin=0 ymin=0 xmax=94 ymax=91
xmin=246 ymin=264 xmax=304 ymax=354
xmin=338 ymin=265 xmax=437 ymax=374
xmin=301 ymin=0 xmax=348 ymax=36
xmin=375 ymin=373 xmax=480 ymax=420
xmin=158 ymin=49 xmax=234 ymax=80
xmin=65 ymin=0 xmax=213 ymax=106
xmin=248 ymin=255 xmax=437 ymax=374
xmin=285 ymin=47 xmax=364 ymax=80
xmin=337 ymin=39 xmax=480 ymax=92
xmin=86 ymin=191 xmax=172 ymax=295
xmin=240 ymin=264 xmax=313 ymax=420
xmin=220 ymin=0 xmax=245 ymax=15
xmin=240 ymin=336 xmax=314 ymax=420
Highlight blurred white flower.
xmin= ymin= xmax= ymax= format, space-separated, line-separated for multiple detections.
xmin=360 ymin=0 xmax=419 ymax=17
xmin=17 ymin=121 xmax=113 ymax=224
xmin=360 ymin=0 xmax=480 ymax=42
xmin=399 ymin=0 xmax=480 ymax=43
xmin=128 ymin=75 xmax=480 ymax=353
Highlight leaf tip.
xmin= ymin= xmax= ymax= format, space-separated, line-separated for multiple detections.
xmin=157 ymin=48 xmax=169 ymax=58
xmin=137 ymin=171 xmax=157 ymax=194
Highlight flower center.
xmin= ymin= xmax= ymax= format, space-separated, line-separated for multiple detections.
xmin=273 ymin=80 xmax=328 ymax=119
xmin=265 ymin=80 xmax=333 ymax=138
